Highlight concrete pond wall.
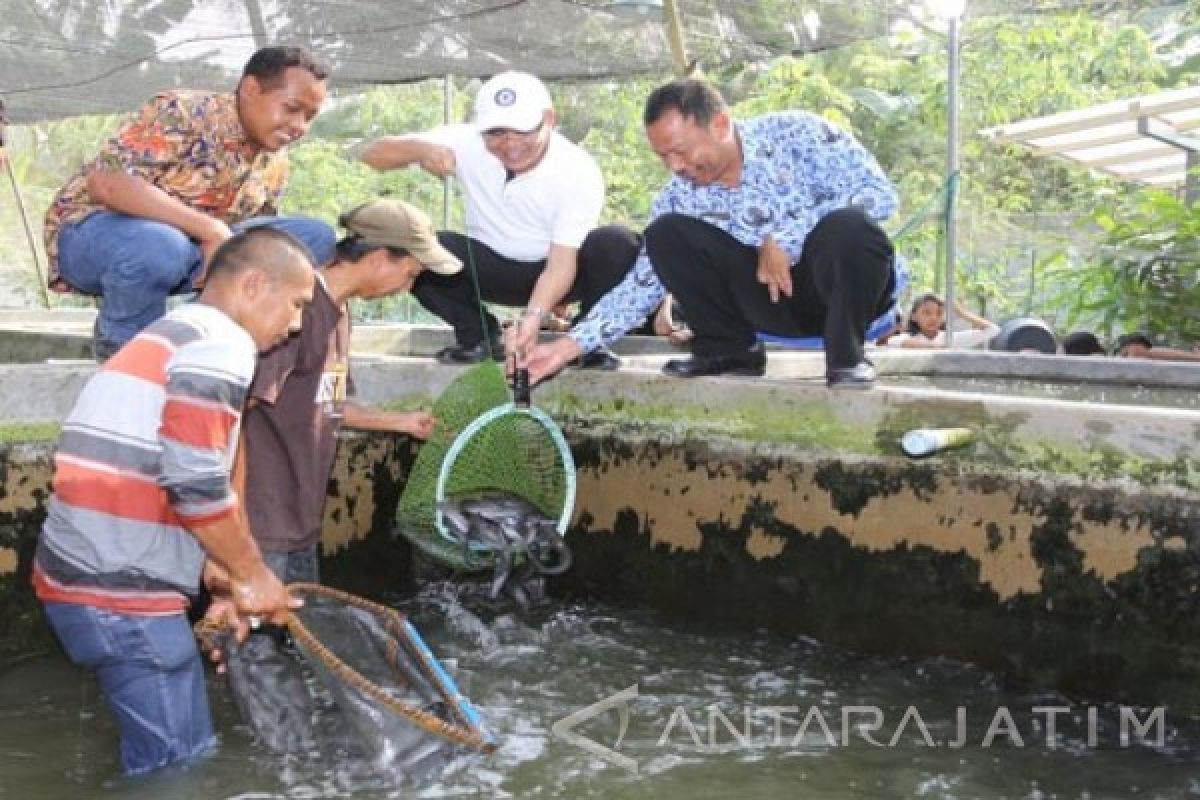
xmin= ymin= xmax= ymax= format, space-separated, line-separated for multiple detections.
xmin=0 ymin=322 xmax=1197 ymax=716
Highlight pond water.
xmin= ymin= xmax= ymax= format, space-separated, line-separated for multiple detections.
xmin=2 ymin=584 xmax=1199 ymax=799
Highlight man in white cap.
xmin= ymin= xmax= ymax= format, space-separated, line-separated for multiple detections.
xmin=360 ymin=71 xmax=638 ymax=369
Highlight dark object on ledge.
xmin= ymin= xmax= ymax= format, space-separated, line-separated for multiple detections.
xmin=1062 ymin=330 xmax=1106 ymax=356
xmin=989 ymin=317 xmax=1057 ymax=354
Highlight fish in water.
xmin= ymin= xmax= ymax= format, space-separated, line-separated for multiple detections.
xmin=437 ymin=490 xmax=572 ymax=606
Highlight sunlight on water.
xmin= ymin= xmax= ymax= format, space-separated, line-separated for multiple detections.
xmin=3 ymin=582 xmax=1200 ymax=799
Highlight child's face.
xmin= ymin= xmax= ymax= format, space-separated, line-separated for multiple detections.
xmin=912 ymin=300 xmax=945 ymax=336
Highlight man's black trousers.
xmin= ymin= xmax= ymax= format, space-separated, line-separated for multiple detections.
xmin=411 ymin=226 xmax=641 ymax=347
xmin=645 ymin=208 xmax=895 ymax=371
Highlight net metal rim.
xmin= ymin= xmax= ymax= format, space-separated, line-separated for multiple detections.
xmin=193 ymin=582 xmax=498 ymax=753
xmin=285 ymin=583 xmax=497 ymax=753
xmin=433 ymin=401 xmax=577 ymax=549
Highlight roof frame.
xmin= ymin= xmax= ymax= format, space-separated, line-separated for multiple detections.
xmin=980 ymin=86 xmax=1200 ymax=202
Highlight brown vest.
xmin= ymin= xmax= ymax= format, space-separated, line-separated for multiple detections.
xmin=243 ymin=276 xmax=350 ymax=552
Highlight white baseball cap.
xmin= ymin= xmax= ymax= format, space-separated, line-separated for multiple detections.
xmin=473 ymin=71 xmax=553 ymax=133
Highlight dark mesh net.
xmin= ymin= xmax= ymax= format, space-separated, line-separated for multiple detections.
xmin=2 ymin=0 xmax=1176 ymax=122
xmin=215 ymin=585 xmax=494 ymax=778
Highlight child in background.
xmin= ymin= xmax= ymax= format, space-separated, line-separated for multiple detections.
xmin=886 ymin=292 xmax=999 ymax=349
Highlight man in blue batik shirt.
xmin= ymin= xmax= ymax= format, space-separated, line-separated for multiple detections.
xmin=521 ymin=78 xmax=904 ymax=389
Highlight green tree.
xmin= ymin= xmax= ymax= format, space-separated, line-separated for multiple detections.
xmin=1049 ymin=189 xmax=1200 ymax=345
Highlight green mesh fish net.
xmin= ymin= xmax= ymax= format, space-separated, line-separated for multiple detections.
xmin=394 ymin=362 xmax=575 ymax=574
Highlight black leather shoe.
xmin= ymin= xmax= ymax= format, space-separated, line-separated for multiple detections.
xmin=576 ymin=347 xmax=620 ymax=371
xmin=826 ymin=361 xmax=876 ymax=389
xmin=662 ymin=344 xmax=766 ymax=378
xmin=435 ymin=338 xmax=503 ymax=365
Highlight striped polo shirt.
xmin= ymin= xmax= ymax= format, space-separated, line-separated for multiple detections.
xmin=33 ymin=303 xmax=256 ymax=615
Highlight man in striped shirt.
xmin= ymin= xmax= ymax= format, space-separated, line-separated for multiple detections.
xmin=32 ymin=226 xmax=318 ymax=775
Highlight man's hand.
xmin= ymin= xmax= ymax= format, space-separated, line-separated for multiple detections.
xmin=418 ymin=145 xmax=456 ymax=177
xmin=653 ymin=295 xmax=693 ymax=345
xmin=193 ymin=218 xmax=234 ymax=287
xmin=510 ymin=313 xmax=542 ymax=357
xmin=520 ymin=337 xmax=582 ymax=386
xmin=202 ymin=560 xmax=232 ymax=593
xmin=756 ymin=235 xmax=793 ymax=304
xmin=395 ymin=411 xmax=437 ymax=440
xmin=199 ymin=594 xmax=249 ymax=671
xmin=230 ymin=563 xmax=301 ymax=627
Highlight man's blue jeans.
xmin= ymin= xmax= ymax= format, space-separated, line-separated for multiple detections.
xmin=262 ymin=545 xmax=320 ymax=584
xmin=42 ymin=602 xmax=215 ymax=775
xmin=56 ymin=212 xmax=337 ymax=348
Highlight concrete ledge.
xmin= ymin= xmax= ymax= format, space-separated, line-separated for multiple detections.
xmin=343 ymin=357 xmax=1200 ymax=484
xmin=0 ymin=354 xmax=1196 ymax=485
xmin=1 ymin=315 xmax=1195 ymax=391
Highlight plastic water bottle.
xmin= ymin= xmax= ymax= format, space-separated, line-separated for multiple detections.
xmin=900 ymin=427 xmax=975 ymax=457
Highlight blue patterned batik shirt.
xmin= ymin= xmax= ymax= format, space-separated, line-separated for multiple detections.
xmin=571 ymin=111 xmax=901 ymax=353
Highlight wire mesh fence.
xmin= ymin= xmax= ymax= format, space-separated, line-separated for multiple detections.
xmin=0 ymin=0 xmax=1192 ymax=326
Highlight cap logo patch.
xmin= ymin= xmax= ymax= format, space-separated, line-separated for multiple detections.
xmin=494 ymin=88 xmax=517 ymax=106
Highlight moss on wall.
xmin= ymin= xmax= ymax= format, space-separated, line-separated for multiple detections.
xmin=0 ymin=385 xmax=1195 ymax=712
xmin=545 ymin=393 xmax=1199 ymax=491
xmin=558 ymin=428 xmax=1200 ymax=711
xmin=0 ymin=423 xmax=60 ymax=444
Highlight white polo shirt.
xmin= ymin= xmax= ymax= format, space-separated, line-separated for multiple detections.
xmin=419 ymin=123 xmax=605 ymax=263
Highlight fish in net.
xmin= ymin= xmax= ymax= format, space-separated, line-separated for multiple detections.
xmin=394 ymin=362 xmax=575 ymax=604
xmin=198 ymin=584 xmax=495 ymax=777
xmin=438 ymin=490 xmax=572 ymax=606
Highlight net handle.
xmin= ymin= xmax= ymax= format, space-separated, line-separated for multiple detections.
xmin=433 ymin=402 xmax=577 ymax=546
xmin=508 ymin=352 xmax=531 ymax=408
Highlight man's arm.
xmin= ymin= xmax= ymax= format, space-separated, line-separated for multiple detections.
xmin=522 ymin=181 xmax=676 ymax=384
xmin=523 ymin=191 xmax=673 ymax=383
xmin=522 ymin=247 xmax=666 ymax=384
xmin=160 ymin=343 xmax=293 ymax=622
xmin=188 ymin=513 xmax=291 ymax=619
xmin=342 ymin=402 xmax=436 ymax=439
xmin=512 ymin=244 xmax=580 ymax=354
xmin=86 ymin=170 xmax=232 ymax=260
xmin=85 ymin=94 xmax=235 ymax=262
xmin=360 ymin=135 xmax=456 ymax=177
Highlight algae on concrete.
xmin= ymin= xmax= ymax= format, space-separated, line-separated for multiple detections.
xmin=0 ymin=422 xmax=60 ymax=444
xmin=545 ymin=393 xmax=1199 ymax=491
xmin=548 ymin=394 xmax=879 ymax=454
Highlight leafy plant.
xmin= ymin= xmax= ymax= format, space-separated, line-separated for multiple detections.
xmin=1047 ymin=189 xmax=1200 ymax=345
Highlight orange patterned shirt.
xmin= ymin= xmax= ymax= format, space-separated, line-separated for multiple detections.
xmin=43 ymin=90 xmax=289 ymax=290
